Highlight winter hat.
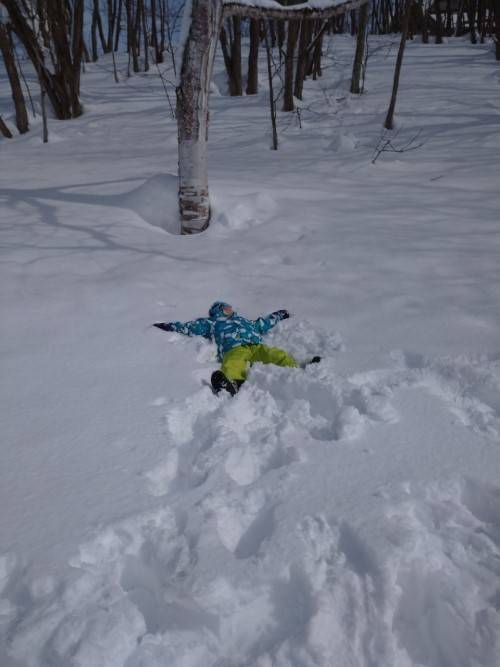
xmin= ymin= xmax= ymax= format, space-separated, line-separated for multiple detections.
xmin=209 ymin=301 xmax=232 ymax=318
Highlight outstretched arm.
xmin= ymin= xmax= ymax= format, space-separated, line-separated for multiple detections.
xmin=253 ymin=310 xmax=290 ymax=334
xmin=153 ymin=317 xmax=213 ymax=340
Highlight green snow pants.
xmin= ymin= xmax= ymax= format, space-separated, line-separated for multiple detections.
xmin=221 ymin=344 xmax=298 ymax=382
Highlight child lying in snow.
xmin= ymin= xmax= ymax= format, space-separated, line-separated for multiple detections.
xmin=154 ymin=301 xmax=320 ymax=395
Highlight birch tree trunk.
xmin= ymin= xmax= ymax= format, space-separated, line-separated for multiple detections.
xmin=177 ymin=0 xmax=223 ymax=234
xmin=176 ymin=0 xmax=369 ymax=234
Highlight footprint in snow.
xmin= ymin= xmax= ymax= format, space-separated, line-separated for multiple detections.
xmin=391 ymin=350 xmax=500 ymax=441
xmin=145 ymin=354 xmax=400 ymax=498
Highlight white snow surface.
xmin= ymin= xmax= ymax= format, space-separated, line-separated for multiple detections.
xmin=1 ymin=35 xmax=500 ymax=667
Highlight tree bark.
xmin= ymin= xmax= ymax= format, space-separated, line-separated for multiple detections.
xmin=422 ymin=7 xmax=429 ymax=43
xmin=384 ymin=0 xmax=411 ymax=130
xmin=350 ymin=3 xmax=368 ymax=94
xmin=177 ymin=0 xmax=224 ymax=233
xmin=283 ymin=18 xmax=300 ymax=110
xmin=139 ymin=0 xmax=150 ymax=71
xmin=114 ymin=0 xmax=123 ymax=51
xmin=176 ymin=0 xmax=370 ymax=233
xmin=220 ymin=23 xmax=239 ymax=95
xmin=2 ymin=0 xmax=83 ymax=119
xmin=106 ymin=0 xmax=115 ymax=52
xmin=0 ymin=21 xmax=29 ymax=133
xmin=92 ymin=0 xmax=107 ymax=57
xmin=467 ymin=0 xmax=478 ymax=42
xmin=263 ymin=21 xmax=278 ymax=150
xmin=435 ymin=6 xmax=444 ymax=43
xmin=151 ymin=0 xmax=161 ymax=62
xmin=494 ymin=0 xmax=500 ymax=59
xmin=125 ymin=0 xmax=140 ymax=72
xmin=0 ymin=115 xmax=13 ymax=138
xmin=246 ymin=18 xmax=260 ymax=94
xmin=294 ymin=19 xmax=309 ymax=100
xmin=311 ymin=26 xmax=323 ymax=79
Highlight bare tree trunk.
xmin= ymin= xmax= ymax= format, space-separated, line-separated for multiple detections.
xmin=283 ymin=18 xmax=300 ymax=110
xmin=311 ymin=28 xmax=323 ymax=79
xmin=230 ymin=17 xmax=243 ymax=95
xmin=92 ymin=0 xmax=107 ymax=56
xmin=3 ymin=0 xmax=83 ymax=119
xmin=494 ymin=0 xmax=500 ymax=59
xmin=91 ymin=9 xmax=99 ymax=61
xmin=220 ymin=23 xmax=239 ymax=95
xmin=139 ymin=0 xmax=149 ymax=71
xmin=294 ymin=20 xmax=309 ymax=100
xmin=125 ymin=0 xmax=140 ymax=72
xmin=160 ymin=0 xmax=167 ymax=58
xmin=151 ymin=0 xmax=161 ymax=62
xmin=467 ymin=0 xmax=478 ymax=42
xmin=135 ymin=0 xmax=142 ymax=56
xmin=115 ymin=0 xmax=123 ymax=51
xmin=246 ymin=18 xmax=260 ymax=94
xmin=176 ymin=0 xmax=369 ymax=233
xmin=72 ymin=0 xmax=85 ymax=113
xmin=436 ymin=5 xmax=444 ymax=43
xmin=422 ymin=6 xmax=429 ymax=43
xmin=350 ymin=3 xmax=368 ymax=94
xmin=106 ymin=0 xmax=115 ymax=52
xmin=445 ymin=0 xmax=454 ymax=34
xmin=177 ymin=0 xmax=224 ymax=234
xmin=384 ymin=0 xmax=410 ymax=130
xmin=477 ymin=0 xmax=486 ymax=42
xmin=40 ymin=79 xmax=49 ymax=143
xmin=0 ymin=21 xmax=29 ymax=133
xmin=0 ymin=115 xmax=13 ymax=138
xmin=263 ymin=20 xmax=278 ymax=150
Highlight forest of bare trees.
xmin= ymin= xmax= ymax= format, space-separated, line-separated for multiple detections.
xmin=1 ymin=0 xmax=498 ymax=136
xmin=1 ymin=0 xmax=499 ymax=230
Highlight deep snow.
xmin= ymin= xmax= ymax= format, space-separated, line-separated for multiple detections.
xmin=1 ymin=32 xmax=500 ymax=667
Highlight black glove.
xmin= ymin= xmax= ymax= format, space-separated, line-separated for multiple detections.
xmin=273 ymin=310 xmax=290 ymax=320
xmin=153 ymin=322 xmax=175 ymax=332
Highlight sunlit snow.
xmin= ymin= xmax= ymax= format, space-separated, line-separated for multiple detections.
xmin=1 ymin=33 xmax=500 ymax=667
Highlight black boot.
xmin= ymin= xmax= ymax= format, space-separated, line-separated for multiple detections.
xmin=300 ymin=356 xmax=321 ymax=369
xmin=211 ymin=371 xmax=240 ymax=396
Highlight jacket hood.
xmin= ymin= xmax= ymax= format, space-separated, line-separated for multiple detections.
xmin=209 ymin=301 xmax=234 ymax=319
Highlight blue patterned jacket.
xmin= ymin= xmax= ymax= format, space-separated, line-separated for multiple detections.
xmin=164 ymin=302 xmax=288 ymax=360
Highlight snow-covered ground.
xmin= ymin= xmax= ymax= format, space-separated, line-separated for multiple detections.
xmin=1 ymin=33 xmax=500 ymax=667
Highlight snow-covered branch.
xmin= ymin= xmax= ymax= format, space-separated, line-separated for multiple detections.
xmin=223 ymin=0 xmax=369 ymax=20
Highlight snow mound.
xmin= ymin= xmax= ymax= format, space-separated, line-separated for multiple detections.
xmin=212 ymin=191 xmax=278 ymax=231
xmin=326 ymin=132 xmax=358 ymax=152
xmin=123 ymin=174 xmax=180 ymax=235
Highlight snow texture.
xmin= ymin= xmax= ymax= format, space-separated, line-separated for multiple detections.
xmin=1 ymin=33 xmax=500 ymax=667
